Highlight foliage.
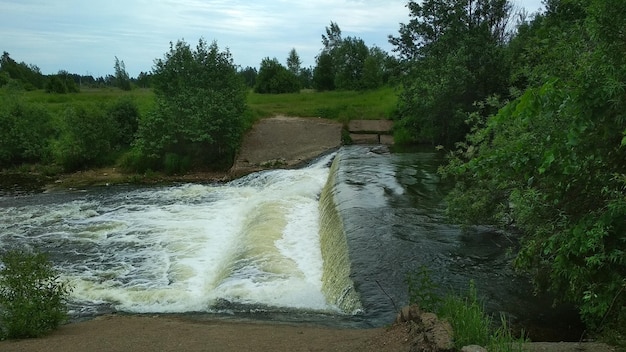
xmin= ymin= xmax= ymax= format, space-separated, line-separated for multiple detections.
xmin=440 ymin=0 xmax=626 ymax=331
xmin=438 ymin=281 xmax=492 ymax=348
xmin=286 ymin=48 xmax=301 ymax=76
xmin=45 ymin=71 xmax=79 ymax=94
xmin=0 ymin=52 xmax=45 ymax=90
xmin=0 ymin=249 xmax=71 ymax=340
xmin=134 ymin=38 xmax=247 ymax=171
xmin=313 ymin=52 xmax=335 ymax=91
xmin=113 ymin=57 xmax=132 ymax=91
xmin=405 ymin=267 xmax=527 ymax=350
xmin=254 ymin=57 xmax=300 ymax=94
xmin=390 ymin=0 xmax=513 ymax=146
xmin=314 ymin=22 xmax=392 ymax=91
xmin=107 ymin=97 xmax=140 ymax=147
xmin=52 ymin=104 xmax=117 ymax=171
xmin=238 ymin=66 xmax=258 ymax=88
xmin=0 ymin=97 xmax=54 ymax=167
xmin=405 ymin=265 xmax=441 ymax=311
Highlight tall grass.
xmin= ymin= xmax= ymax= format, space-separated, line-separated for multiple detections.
xmin=15 ymin=87 xmax=155 ymax=118
xmin=407 ymin=267 xmax=528 ymax=351
xmin=11 ymin=86 xmax=397 ymax=124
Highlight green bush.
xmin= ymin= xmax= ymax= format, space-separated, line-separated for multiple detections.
xmin=52 ymin=105 xmax=117 ymax=171
xmin=0 ymin=99 xmax=54 ymax=167
xmin=135 ymin=38 xmax=247 ymax=171
xmin=107 ymin=97 xmax=139 ymax=147
xmin=0 ymin=250 xmax=71 ymax=340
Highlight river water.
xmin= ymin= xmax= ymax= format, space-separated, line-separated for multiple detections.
xmin=0 ymin=146 xmax=581 ymax=339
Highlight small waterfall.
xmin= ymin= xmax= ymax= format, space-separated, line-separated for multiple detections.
xmin=318 ymin=155 xmax=363 ymax=314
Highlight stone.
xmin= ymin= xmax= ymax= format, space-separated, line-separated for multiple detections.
xmin=461 ymin=345 xmax=487 ymax=352
xmin=396 ymin=305 xmax=422 ymax=324
xmin=394 ymin=305 xmax=454 ymax=352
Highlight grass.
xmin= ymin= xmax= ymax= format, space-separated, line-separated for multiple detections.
xmin=6 ymin=86 xmax=398 ymax=125
xmin=407 ymin=267 xmax=528 ymax=351
xmin=438 ymin=282 xmax=527 ymax=351
xmin=247 ymin=86 xmax=399 ymax=123
xmin=8 ymin=87 xmax=156 ymax=117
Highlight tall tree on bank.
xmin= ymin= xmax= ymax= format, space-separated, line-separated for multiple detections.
xmin=134 ymin=39 xmax=247 ymax=172
xmin=390 ymin=0 xmax=513 ymax=146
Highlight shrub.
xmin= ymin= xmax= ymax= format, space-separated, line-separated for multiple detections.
xmin=0 ymin=99 xmax=54 ymax=167
xmin=107 ymin=97 xmax=139 ymax=147
xmin=52 ymin=105 xmax=117 ymax=171
xmin=0 ymin=249 xmax=71 ymax=340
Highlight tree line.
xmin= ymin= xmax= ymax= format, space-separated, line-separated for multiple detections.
xmin=240 ymin=22 xmax=398 ymax=94
xmin=389 ymin=0 xmax=625 ymax=335
xmin=0 ymin=52 xmax=148 ymax=92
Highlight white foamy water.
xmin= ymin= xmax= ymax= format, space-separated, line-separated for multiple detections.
xmin=0 ymin=155 xmax=337 ymax=315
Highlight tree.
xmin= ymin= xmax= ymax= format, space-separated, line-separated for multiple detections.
xmin=313 ymin=52 xmax=335 ymax=91
xmin=134 ymin=39 xmax=247 ymax=171
xmin=314 ymin=22 xmax=389 ymax=91
xmin=286 ymin=48 xmax=301 ymax=76
xmin=441 ymin=0 xmax=626 ymax=332
xmin=45 ymin=70 xmax=79 ymax=94
xmin=0 ymin=98 xmax=54 ymax=166
xmin=0 ymin=52 xmax=45 ymax=90
xmin=254 ymin=57 xmax=300 ymax=94
xmin=389 ymin=0 xmax=513 ymax=145
xmin=52 ymin=104 xmax=117 ymax=170
xmin=114 ymin=56 xmax=132 ymax=91
xmin=135 ymin=71 xmax=151 ymax=88
xmin=333 ymin=37 xmax=369 ymax=90
xmin=238 ymin=66 xmax=257 ymax=88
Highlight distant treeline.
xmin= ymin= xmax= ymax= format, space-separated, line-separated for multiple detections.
xmin=0 ymin=52 xmax=152 ymax=92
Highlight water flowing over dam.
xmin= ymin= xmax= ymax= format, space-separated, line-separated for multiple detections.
xmin=0 ymin=146 xmax=580 ymax=336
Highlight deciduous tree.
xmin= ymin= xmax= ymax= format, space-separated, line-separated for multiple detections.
xmin=134 ymin=39 xmax=247 ymax=171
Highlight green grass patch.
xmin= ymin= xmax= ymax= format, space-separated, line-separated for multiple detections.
xmin=6 ymin=86 xmax=396 ymax=125
xmin=12 ymin=87 xmax=155 ymax=117
xmin=247 ymin=86 xmax=399 ymax=123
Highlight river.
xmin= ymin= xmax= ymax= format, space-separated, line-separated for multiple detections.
xmin=0 ymin=146 xmax=581 ymax=339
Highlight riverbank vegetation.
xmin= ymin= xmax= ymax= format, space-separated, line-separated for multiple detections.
xmin=0 ymin=250 xmax=71 ymax=340
xmin=389 ymin=0 xmax=625 ymax=339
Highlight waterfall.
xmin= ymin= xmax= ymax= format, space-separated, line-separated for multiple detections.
xmin=318 ymin=155 xmax=363 ymax=314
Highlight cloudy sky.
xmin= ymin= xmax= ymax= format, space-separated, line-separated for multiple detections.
xmin=0 ymin=0 xmax=545 ymax=78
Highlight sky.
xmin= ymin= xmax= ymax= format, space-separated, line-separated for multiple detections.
xmin=0 ymin=0 xmax=545 ymax=78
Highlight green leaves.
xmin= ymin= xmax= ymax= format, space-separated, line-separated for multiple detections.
xmin=135 ymin=38 xmax=247 ymax=171
xmin=441 ymin=0 xmax=626 ymax=331
xmin=0 ymin=249 xmax=71 ymax=339
xmin=390 ymin=0 xmax=513 ymax=146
